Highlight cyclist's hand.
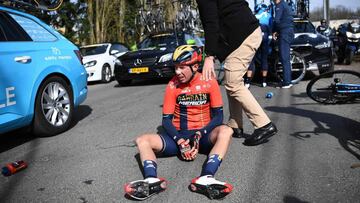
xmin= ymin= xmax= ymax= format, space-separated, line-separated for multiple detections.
xmin=178 ymin=139 xmax=193 ymax=160
xmin=202 ymin=56 xmax=216 ymax=81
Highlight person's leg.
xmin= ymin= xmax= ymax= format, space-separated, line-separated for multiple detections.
xmin=224 ymin=27 xmax=271 ymax=129
xmin=261 ymin=32 xmax=269 ymax=87
xmin=279 ymin=32 xmax=292 ymax=86
xmin=190 ymin=125 xmax=233 ymax=199
xmin=201 ymin=125 xmax=233 ymax=176
xmin=124 ymin=133 xmax=177 ymax=200
xmin=245 ymin=58 xmax=256 ymax=88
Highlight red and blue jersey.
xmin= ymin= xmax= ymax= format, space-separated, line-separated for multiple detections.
xmin=162 ymin=73 xmax=223 ymax=133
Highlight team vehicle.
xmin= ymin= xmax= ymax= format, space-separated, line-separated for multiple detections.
xmin=288 ymin=18 xmax=334 ymax=75
xmin=0 ymin=5 xmax=87 ymax=136
xmin=80 ymin=43 xmax=129 ymax=83
xmin=114 ymin=30 xmax=204 ymax=86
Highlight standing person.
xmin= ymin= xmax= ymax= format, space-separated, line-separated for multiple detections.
xmin=245 ymin=3 xmax=273 ymax=88
xmin=124 ymin=45 xmax=234 ymax=200
xmin=196 ymin=0 xmax=277 ymax=146
xmin=272 ymin=0 xmax=294 ymax=88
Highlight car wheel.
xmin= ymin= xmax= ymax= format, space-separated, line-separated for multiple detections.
xmin=117 ymin=79 xmax=132 ymax=86
xmin=33 ymin=76 xmax=74 ymax=137
xmin=101 ymin=65 xmax=112 ymax=83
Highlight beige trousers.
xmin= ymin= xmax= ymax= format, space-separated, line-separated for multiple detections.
xmin=224 ymin=27 xmax=271 ymax=129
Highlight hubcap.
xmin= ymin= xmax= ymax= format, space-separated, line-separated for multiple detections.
xmin=105 ymin=67 xmax=111 ymax=81
xmin=41 ymin=82 xmax=70 ymax=126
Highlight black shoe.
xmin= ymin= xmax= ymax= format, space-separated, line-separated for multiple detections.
xmin=232 ymin=128 xmax=244 ymax=138
xmin=244 ymin=122 xmax=277 ymax=146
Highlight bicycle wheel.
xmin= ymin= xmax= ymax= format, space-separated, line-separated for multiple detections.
xmin=274 ymin=51 xmax=306 ymax=84
xmin=34 ymin=0 xmax=63 ymax=10
xmin=306 ymin=70 xmax=360 ymax=104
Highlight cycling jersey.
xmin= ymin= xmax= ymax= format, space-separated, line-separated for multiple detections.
xmin=162 ymin=72 xmax=223 ymax=142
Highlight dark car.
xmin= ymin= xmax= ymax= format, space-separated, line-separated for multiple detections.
xmin=114 ymin=31 xmax=204 ymax=86
xmin=292 ymin=18 xmax=334 ymax=74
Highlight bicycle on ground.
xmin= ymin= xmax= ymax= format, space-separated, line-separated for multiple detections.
xmin=306 ymin=70 xmax=360 ymax=104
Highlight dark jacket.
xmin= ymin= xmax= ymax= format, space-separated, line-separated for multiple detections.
xmin=196 ymin=0 xmax=259 ymax=62
xmin=273 ymin=0 xmax=294 ymax=32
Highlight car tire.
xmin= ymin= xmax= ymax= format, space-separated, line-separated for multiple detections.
xmin=117 ymin=79 xmax=132 ymax=86
xmin=101 ymin=64 xmax=112 ymax=83
xmin=33 ymin=76 xmax=74 ymax=137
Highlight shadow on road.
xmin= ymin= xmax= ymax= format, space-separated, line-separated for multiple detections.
xmin=265 ymin=106 xmax=360 ymax=160
xmin=0 ymin=105 xmax=92 ymax=153
xmin=283 ymin=195 xmax=310 ymax=203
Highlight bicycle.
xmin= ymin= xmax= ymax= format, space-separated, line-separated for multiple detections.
xmin=0 ymin=0 xmax=63 ymax=11
xmin=306 ymin=70 xmax=360 ymax=104
xmin=215 ymin=43 xmax=309 ymax=86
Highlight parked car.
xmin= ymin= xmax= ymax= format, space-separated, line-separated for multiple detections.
xmin=0 ymin=6 xmax=87 ymax=136
xmin=80 ymin=43 xmax=129 ymax=83
xmin=291 ymin=18 xmax=334 ymax=74
xmin=114 ymin=30 xmax=204 ymax=86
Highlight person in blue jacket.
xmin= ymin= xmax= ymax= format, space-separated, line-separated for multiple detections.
xmin=245 ymin=4 xmax=272 ymax=88
xmin=272 ymin=0 xmax=294 ymax=88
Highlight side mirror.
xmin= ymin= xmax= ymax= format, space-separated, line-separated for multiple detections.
xmin=186 ymin=39 xmax=196 ymax=45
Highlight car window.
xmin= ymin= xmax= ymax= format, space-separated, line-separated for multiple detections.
xmin=138 ymin=34 xmax=178 ymax=50
xmin=110 ymin=44 xmax=129 ymax=53
xmin=9 ymin=13 xmax=57 ymax=41
xmin=294 ymin=21 xmax=316 ymax=34
xmin=80 ymin=45 xmax=108 ymax=56
xmin=0 ymin=11 xmax=32 ymax=41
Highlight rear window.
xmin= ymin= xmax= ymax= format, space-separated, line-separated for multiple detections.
xmin=9 ymin=13 xmax=57 ymax=42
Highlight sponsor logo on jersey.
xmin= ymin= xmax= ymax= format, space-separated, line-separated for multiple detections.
xmin=177 ymin=93 xmax=209 ymax=106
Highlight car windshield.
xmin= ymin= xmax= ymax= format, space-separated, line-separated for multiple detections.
xmin=138 ymin=33 xmax=179 ymax=50
xmin=80 ymin=45 xmax=108 ymax=56
xmin=294 ymin=21 xmax=316 ymax=34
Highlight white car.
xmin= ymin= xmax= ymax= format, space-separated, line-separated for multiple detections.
xmin=80 ymin=43 xmax=129 ymax=83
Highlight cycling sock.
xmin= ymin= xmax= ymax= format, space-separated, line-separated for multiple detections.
xmin=201 ymin=154 xmax=222 ymax=176
xmin=143 ymin=160 xmax=157 ymax=178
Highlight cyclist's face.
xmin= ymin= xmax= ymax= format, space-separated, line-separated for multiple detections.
xmin=175 ymin=64 xmax=198 ymax=83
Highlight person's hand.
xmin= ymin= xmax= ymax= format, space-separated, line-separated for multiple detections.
xmin=202 ymin=56 xmax=216 ymax=81
xmin=178 ymin=139 xmax=197 ymax=161
xmin=272 ymin=32 xmax=278 ymax=40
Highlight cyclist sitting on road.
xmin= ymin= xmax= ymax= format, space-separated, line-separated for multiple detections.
xmin=124 ymin=45 xmax=234 ymax=200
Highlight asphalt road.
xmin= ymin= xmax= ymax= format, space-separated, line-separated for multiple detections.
xmin=1 ymin=63 xmax=359 ymax=203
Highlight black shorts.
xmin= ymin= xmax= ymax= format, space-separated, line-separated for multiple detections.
xmin=158 ymin=130 xmax=214 ymax=156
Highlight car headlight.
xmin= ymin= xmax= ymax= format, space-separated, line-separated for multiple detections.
xmin=115 ymin=58 xmax=122 ymax=66
xmin=354 ymin=33 xmax=360 ymax=38
xmin=346 ymin=31 xmax=353 ymax=38
xmin=315 ymin=41 xmax=331 ymax=49
xmin=158 ymin=53 xmax=173 ymax=63
xmin=84 ymin=60 xmax=97 ymax=68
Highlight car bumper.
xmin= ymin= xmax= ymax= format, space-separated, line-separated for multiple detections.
xmin=114 ymin=64 xmax=175 ymax=81
xmin=305 ymin=47 xmax=333 ymax=71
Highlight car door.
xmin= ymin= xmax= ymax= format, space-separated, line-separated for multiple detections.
xmin=0 ymin=10 xmax=36 ymax=130
xmin=0 ymin=10 xmax=57 ymax=131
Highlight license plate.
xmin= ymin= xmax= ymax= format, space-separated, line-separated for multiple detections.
xmin=129 ymin=67 xmax=149 ymax=74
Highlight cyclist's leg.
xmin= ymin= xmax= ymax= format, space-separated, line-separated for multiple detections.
xmin=190 ymin=125 xmax=233 ymax=199
xmin=261 ymin=31 xmax=269 ymax=87
xmin=125 ymin=133 xmax=178 ymax=200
